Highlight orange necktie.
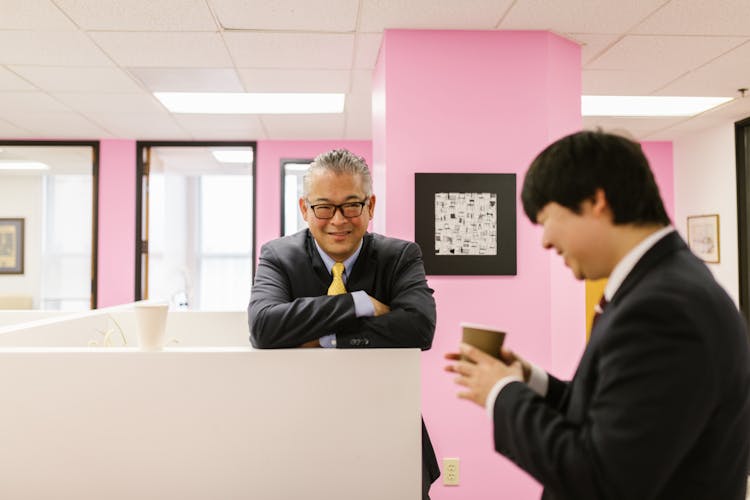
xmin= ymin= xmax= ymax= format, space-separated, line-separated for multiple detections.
xmin=327 ymin=262 xmax=347 ymax=295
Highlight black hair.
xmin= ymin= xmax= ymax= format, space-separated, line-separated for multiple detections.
xmin=521 ymin=130 xmax=670 ymax=225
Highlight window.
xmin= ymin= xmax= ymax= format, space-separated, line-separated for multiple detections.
xmin=42 ymin=174 xmax=92 ymax=310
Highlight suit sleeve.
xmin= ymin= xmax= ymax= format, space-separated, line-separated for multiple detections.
xmin=248 ymin=243 xmax=360 ymax=348
xmin=336 ymin=241 xmax=436 ymax=350
xmin=492 ymin=293 xmax=716 ymax=499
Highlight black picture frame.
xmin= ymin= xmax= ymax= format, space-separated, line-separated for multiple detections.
xmin=415 ymin=173 xmax=516 ymax=275
xmin=0 ymin=218 xmax=24 ymax=275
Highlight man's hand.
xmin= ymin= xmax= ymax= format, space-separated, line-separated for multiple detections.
xmin=498 ymin=346 xmax=532 ymax=383
xmin=368 ymin=295 xmax=391 ymax=316
xmin=299 ymin=339 xmax=321 ymax=348
xmin=444 ymin=343 xmax=524 ymax=408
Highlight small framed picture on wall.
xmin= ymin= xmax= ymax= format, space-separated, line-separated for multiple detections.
xmin=687 ymin=214 xmax=720 ymax=264
xmin=0 ymin=218 xmax=24 ymax=274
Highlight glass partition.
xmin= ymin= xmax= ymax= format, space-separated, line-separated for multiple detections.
xmin=0 ymin=142 xmax=97 ymax=310
xmin=136 ymin=142 xmax=255 ymax=311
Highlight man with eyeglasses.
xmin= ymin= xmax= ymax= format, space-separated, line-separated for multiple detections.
xmin=248 ymin=148 xmax=440 ymax=499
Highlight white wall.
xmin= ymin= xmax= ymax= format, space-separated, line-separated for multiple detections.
xmin=0 ymin=175 xmax=42 ymax=304
xmin=673 ymin=122 xmax=739 ymax=303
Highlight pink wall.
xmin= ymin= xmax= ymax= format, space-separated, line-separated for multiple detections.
xmin=642 ymin=141 xmax=675 ymax=222
xmin=97 ymin=139 xmax=136 ymax=307
xmin=374 ymin=30 xmax=582 ymax=499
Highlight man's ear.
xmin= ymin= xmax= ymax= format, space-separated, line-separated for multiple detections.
xmin=299 ymin=197 xmax=310 ymax=222
xmin=367 ymin=194 xmax=376 ymax=217
xmin=591 ymin=188 xmax=612 ymax=218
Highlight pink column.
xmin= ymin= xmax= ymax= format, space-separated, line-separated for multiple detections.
xmin=373 ymin=30 xmax=582 ymax=499
xmin=97 ymin=139 xmax=136 ymax=307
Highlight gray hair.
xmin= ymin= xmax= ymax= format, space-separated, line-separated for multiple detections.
xmin=302 ymin=149 xmax=373 ymax=199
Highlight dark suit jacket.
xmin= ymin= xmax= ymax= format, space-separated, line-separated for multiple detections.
xmin=249 ymin=230 xmax=436 ymax=350
xmin=248 ymin=229 xmax=441 ymax=488
xmin=493 ymin=231 xmax=750 ymax=499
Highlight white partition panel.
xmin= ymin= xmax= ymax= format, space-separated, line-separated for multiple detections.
xmin=0 ymin=348 xmax=420 ymax=500
xmin=0 ymin=309 xmax=250 ymax=347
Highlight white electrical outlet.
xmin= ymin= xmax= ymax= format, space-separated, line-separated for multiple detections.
xmin=443 ymin=457 xmax=460 ymax=486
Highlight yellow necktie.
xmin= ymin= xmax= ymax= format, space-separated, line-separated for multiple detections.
xmin=328 ymin=262 xmax=347 ymax=295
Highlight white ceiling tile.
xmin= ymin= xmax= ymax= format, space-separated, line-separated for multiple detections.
xmin=632 ymin=0 xmax=750 ymax=36
xmin=0 ymin=91 xmax=71 ymax=112
xmin=0 ymin=118 xmax=32 ymax=137
xmin=9 ymin=66 xmax=143 ymax=92
xmin=128 ymin=67 xmax=244 ymax=92
xmin=0 ymin=31 xmax=112 ymax=66
xmin=173 ymin=115 xmax=266 ymax=140
xmin=656 ymin=41 xmax=750 ymax=96
xmin=359 ymin=0 xmax=512 ymax=31
xmin=53 ymin=92 xmax=165 ymax=113
xmin=499 ymin=0 xmax=665 ymax=33
xmin=587 ymin=35 xmax=747 ymax=73
xmin=237 ymin=68 xmax=350 ymax=93
xmin=0 ymin=0 xmax=77 ymax=29
xmin=90 ymin=32 xmax=233 ymax=67
xmin=53 ymin=92 xmax=168 ymax=114
xmin=353 ymin=33 xmax=382 ymax=69
xmin=210 ymin=0 xmax=358 ymax=31
xmin=84 ymin=112 xmax=191 ymax=140
xmin=583 ymin=68 xmax=680 ymax=95
xmin=261 ymin=114 xmax=345 ymax=139
xmin=55 ymin=0 xmax=217 ymax=31
xmin=224 ymin=32 xmax=354 ymax=69
xmin=568 ymin=34 xmax=621 ymax=66
xmin=0 ymin=67 xmax=35 ymax=90
xmin=0 ymin=111 xmax=111 ymax=138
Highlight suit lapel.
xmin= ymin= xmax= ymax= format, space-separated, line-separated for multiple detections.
xmin=348 ymin=233 xmax=376 ymax=292
xmin=609 ymin=231 xmax=685 ymax=308
xmin=305 ymin=230 xmax=333 ymax=289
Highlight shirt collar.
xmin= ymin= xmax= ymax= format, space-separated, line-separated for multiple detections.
xmin=314 ymin=238 xmax=364 ymax=278
xmin=604 ymin=225 xmax=674 ymax=302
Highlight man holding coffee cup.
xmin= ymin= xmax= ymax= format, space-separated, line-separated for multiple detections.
xmin=446 ymin=131 xmax=750 ymax=499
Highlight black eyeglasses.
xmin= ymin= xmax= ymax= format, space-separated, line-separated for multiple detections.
xmin=308 ymin=198 xmax=370 ymax=219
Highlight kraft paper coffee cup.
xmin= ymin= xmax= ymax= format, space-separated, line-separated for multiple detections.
xmin=460 ymin=322 xmax=505 ymax=361
xmin=135 ymin=301 xmax=169 ymax=351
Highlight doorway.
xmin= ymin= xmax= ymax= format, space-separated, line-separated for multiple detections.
xmin=135 ymin=141 xmax=256 ymax=310
xmin=0 ymin=141 xmax=98 ymax=310
xmin=735 ymin=117 xmax=750 ymax=325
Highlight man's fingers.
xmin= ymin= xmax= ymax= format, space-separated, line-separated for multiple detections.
xmin=460 ymin=342 xmax=495 ymax=364
xmin=456 ymin=390 xmax=476 ymax=401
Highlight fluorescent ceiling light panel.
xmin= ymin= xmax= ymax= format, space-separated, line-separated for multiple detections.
xmin=582 ymin=95 xmax=732 ymax=117
xmin=0 ymin=161 xmax=49 ymax=170
xmin=155 ymin=92 xmax=345 ymax=114
xmin=212 ymin=150 xmax=254 ymax=164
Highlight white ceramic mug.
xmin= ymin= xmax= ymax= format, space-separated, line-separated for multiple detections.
xmin=135 ymin=302 xmax=169 ymax=351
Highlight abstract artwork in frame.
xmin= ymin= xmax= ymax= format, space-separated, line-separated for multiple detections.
xmin=0 ymin=218 xmax=24 ymax=274
xmin=687 ymin=214 xmax=720 ymax=263
xmin=414 ymin=173 xmax=516 ymax=275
